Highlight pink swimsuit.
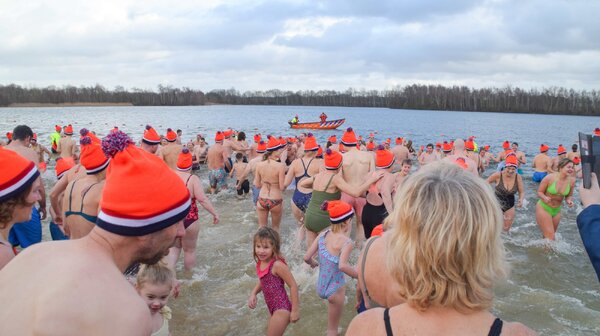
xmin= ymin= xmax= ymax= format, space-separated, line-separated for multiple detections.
xmin=256 ymin=258 xmax=292 ymax=315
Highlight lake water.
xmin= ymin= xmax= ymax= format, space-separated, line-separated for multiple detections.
xmin=1 ymin=105 xmax=599 ymax=335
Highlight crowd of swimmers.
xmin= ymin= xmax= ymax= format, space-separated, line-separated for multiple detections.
xmin=2 ymin=123 xmax=600 ymax=335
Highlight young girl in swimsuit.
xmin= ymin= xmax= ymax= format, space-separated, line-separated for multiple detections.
xmin=536 ymin=158 xmax=575 ymax=241
xmin=248 ymin=227 xmax=300 ymax=336
xmin=136 ymin=262 xmax=175 ymax=336
xmin=304 ymin=200 xmax=358 ymax=336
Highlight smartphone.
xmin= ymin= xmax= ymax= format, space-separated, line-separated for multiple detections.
xmin=579 ymin=132 xmax=600 ymax=189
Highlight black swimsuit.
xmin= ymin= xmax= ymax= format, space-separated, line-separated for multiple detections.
xmin=495 ymin=173 xmax=518 ymax=212
xmin=383 ymin=308 xmax=504 ymax=336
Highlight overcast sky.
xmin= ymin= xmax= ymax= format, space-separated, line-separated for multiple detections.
xmin=1 ymin=0 xmax=598 ymax=92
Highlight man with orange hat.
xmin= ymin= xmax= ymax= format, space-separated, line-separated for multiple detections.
xmin=239 ymin=140 xmax=268 ymax=207
xmin=50 ymin=125 xmax=62 ymax=153
xmin=140 ymin=125 xmax=161 ymax=155
xmin=532 ymin=144 xmax=553 ymax=182
xmin=61 ymin=136 xmax=109 ymax=239
xmin=0 ymin=131 xmax=188 ymax=335
xmin=48 ymin=157 xmax=75 ymax=241
xmin=391 ymin=137 xmax=409 ymax=166
xmin=340 ymin=128 xmax=375 ymax=242
xmin=328 ymin=135 xmax=340 ymax=152
xmin=57 ymin=124 xmax=77 ymax=163
xmin=510 ymin=142 xmax=527 ymax=174
xmin=207 ymin=131 xmax=231 ymax=193
xmin=223 ymin=128 xmax=249 ymax=172
xmin=5 ymin=125 xmax=47 ymax=248
xmin=494 ymin=140 xmax=512 ymax=163
xmin=443 ymin=138 xmax=478 ymax=175
xmin=551 ymin=144 xmax=568 ymax=172
xmin=158 ymin=128 xmax=183 ymax=169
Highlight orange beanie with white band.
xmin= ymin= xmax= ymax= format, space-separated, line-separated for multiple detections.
xmin=97 ymin=131 xmax=190 ymax=236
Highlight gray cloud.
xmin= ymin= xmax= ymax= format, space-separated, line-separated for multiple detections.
xmin=0 ymin=0 xmax=598 ymax=91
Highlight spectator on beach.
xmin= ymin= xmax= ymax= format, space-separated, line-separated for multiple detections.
xmin=347 ymin=162 xmax=536 ymax=336
xmin=0 ymin=131 xmax=189 ymax=335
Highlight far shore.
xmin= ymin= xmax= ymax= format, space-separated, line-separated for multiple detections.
xmin=5 ymin=102 xmax=134 ymax=108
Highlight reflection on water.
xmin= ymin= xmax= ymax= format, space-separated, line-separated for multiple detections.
xmin=3 ymin=106 xmax=600 ymax=335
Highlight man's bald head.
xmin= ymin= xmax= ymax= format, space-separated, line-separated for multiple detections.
xmin=454 ymin=139 xmax=465 ymax=151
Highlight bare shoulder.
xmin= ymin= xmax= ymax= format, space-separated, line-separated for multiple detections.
xmin=346 ymin=308 xmax=385 ymax=335
xmin=502 ymin=321 xmax=538 ymax=336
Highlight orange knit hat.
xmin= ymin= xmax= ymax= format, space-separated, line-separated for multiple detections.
xmin=435 ymin=142 xmax=442 ymax=148
xmin=142 ymin=125 xmax=161 ymax=145
xmin=256 ymin=140 xmax=267 ymax=154
xmin=6 ymin=132 xmax=11 ymax=140
xmin=55 ymin=157 xmax=74 ymax=180
xmin=366 ymin=141 xmax=376 ymax=151
xmin=80 ymin=128 xmax=101 ymax=145
xmin=267 ymin=136 xmax=282 ymax=152
xmin=484 ymin=145 xmax=490 ymax=151
xmin=316 ymin=146 xmax=323 ymax=158
xmin=304 ymin=133 xmax=318 ymax=151
xmin=595 ymin=128 xmax=600 ymax=136
xmin=341 ymin=128 xmax=356 ymax=145
xmin=32 ymin=133 xmax=37 ymax=141
xmin=370 ymin=224 xmax=384 ymax=237
xmin=465 ymin=139 xmax=475 ymax=151
xmin=557 ymin=144 xmax=567 ymax=155
xmin=165 ymin=128 xmax=177 ymax=142
xmin=55 ymin=125 xmax=62 ymax=132
xmin=321 ymin=200 xmax=354 ymax=224
xmin=502 ymin=140 xmax=510 ymax=149
xmin=339 ymin=143 xmax=346 ymax=153
xmin=215 ymin=131 xmax=224 ymax=143
xmin=324 ymin=148 xmax=343 ymax=170
xmin=395 ymin=137 xmax=403 ymax=145
xmin=176 ymin=148 xmax=193 ymax=171
xmin=505 ymin=155 xmax=518 ymax=168
xmin=278 ymin=137 xmax=287 ymax=148
xmin=97 ymin=131 xmax=190 ymax=236
xmin=0 ymin=147 xmax=40 ymax=202
xmin=253 ymin=134 xmax=261 ymax=143
xmin=573 ymin=156 xmax=581 ymax=165
xmin=328 ymin=135 xmax=337 ymax=144
xmin=455 ymin=157 xmax=468 ymax=170
xmin=540 ymin=144 xmax=549 ymax=153
xmin=64 ymin=124 xmax=74 ymax=136
xmin=80 ymin=136 xmax=110 ymax=174
xmin=223 ymin=129 xmax=234 ymax=138
xmin=442 ymin=141 xmax=453 ymax=153
xmin=375 ymin=145 xmax=395 ymax=169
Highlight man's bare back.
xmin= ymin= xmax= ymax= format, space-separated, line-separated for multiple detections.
xmin=159 ymin=143 xmax=183 ymax=169
xmin=391 ymin=144 xmax=409 ymax=163
xmin=533 ymin=153 xmax=552 ymax=173
xmin=58 ymin=136 xmax=77 ymax=159
xmin=0 ymin=240 xmax=152 ymax=336
xmin=342 ymin=148 xmax=374 ymax=186
xmin=207 ymin=143 xmax=227 ymax=170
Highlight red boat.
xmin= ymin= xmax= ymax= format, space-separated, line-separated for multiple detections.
xmin=288 ymin=118 xmax=345 ymax=130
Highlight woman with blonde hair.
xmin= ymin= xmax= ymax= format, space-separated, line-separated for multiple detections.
xmin=348 ymin=162 xmax=535 ymax=335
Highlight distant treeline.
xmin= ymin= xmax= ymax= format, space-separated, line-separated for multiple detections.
xmin=1 ymin=83 xmax=599 ymax=115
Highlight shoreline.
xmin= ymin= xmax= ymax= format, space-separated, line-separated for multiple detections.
xmin=5 ymin=102 xmax=134 ymax=108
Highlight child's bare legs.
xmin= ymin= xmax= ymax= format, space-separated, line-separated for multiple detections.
xmin=182 ymin=221 xmax=200 ymax=271
xmin=267 ymin=309 xmax=290 ymax=336
xmin=327 ymin=286 xmax=346 ymax=336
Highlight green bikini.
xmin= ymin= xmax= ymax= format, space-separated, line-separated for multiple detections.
xmin=538 ymin=179 xmax=570 ymax=217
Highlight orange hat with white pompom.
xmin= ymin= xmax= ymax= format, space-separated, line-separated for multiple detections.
xmin=0 ymin=147 xmax=39 ymax=202
xmin=321 ymin=200 xmax=354 ymax=224
xmin=97 ymin=131 xmax=190 ymax=236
